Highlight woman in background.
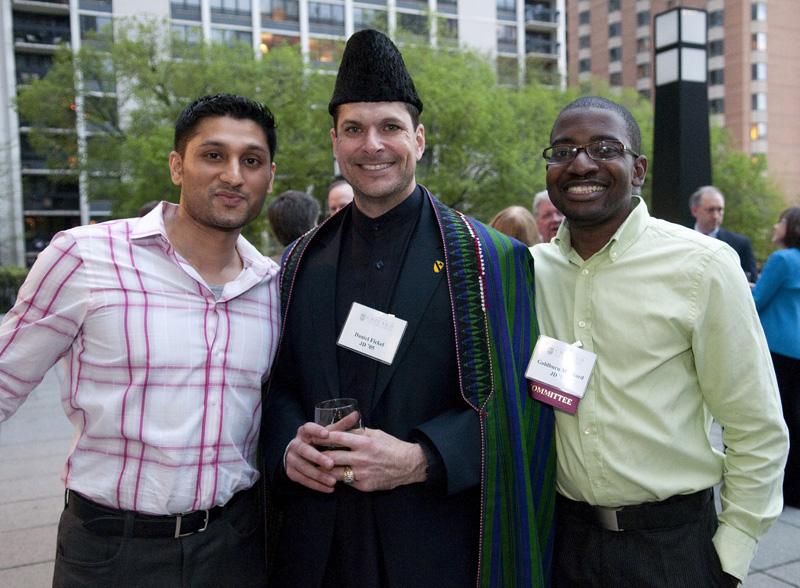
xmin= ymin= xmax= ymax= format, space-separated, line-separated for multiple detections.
xmin=753 ymin=206 xmax=800 ymax=508
xmin=489 ymin=205 xmax=539 ymax=246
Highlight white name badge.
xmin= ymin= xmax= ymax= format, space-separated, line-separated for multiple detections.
xmin=525 ymin=335 xmax=597 ymax=414
xmin=337 ymin=302 xmax=408 ymax=365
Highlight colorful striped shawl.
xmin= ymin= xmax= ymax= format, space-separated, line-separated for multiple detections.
xmin=280 ymin=189 xmax=555 ymax=587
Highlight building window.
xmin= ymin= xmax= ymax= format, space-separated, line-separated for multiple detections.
xmin=609 ymin=46 xmax=622 ymax=62
xmin=709 ymin=98 xmax=724 ymax=114
xmin=752 ymin=93 xmax=767 ymax=111
xmin=497 ymin=24 xmax=517 ymax=53
xmin=638 ymin=89 xmax=651 ymax=100
xmin=636 ymin=36 xmax=650 ymax=53
xmin=752 ymin=63 xmax=767 ymax=81
xmin=609 ymin=22 xmax=621 ymax=38
xmin=609 ymin=72 xmax=622 ymax=86
xmin=15 ymin=53 xmax=53 ymax=86
xmin=709 ymin=69 xmax=724 ymax=85
xmin=308 ymin=2 xmax=345 ymax=35
xmin=609 ymin=0 xmax=620 ymax=12
xmin=210 ymin=28 xmax=252 ymax=47
xmin=438 ymin=0 xmax=457 ymax=15
xmin=637 ymin=11 xmax=650 ymax=27
xmin=172 ymin=23 xmax=201 ymax=58
xmin=438 ymin=17 xmax=458 ymax=45
xmin=259 ymin=32 xmax=299 ymax=54
xmin=579 ymin=35 xmax=590 ymax=49
xmin=496 ymin=0 xmax=516 ymax=21
xmin=579 ymin=58 xmax=591 ymax=73
xmin=579 ymin=10 xmax=590 ymax=25
xmin=751 ymin=32 xmax=767 ymax=51
xmin=751 ymin=2 xmax=767 ymax=21
xmin=709 ymin=10 xmax=723 ymax=27
xmin=80 ymin=0 xmax=112 ymax=11
xmin=171 ymin=0 xmax=201 ymax=21
xmin=308 ymin=37 xmax=344 ymax=68
xmin=636 ymin=63 xmax=649 ymax=78
xmin=750 ymin=122 xmax=767 ymax=140
xmin=709 ymin=40 xmax=724 ymax=57
xmin=354 ymin=7 xmax=388 ymax=33
xmin=526 ymin=31 xmax=555 ymax=54
xmin=397 ymin=12 xmax=428 ymax=38
xmin=210 ymin=0 xmax=252 ymax=25
xmin=261 ymin=0 xmax=299 ymax=27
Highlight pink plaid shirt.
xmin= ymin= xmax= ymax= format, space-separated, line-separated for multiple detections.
xmin=0 ymin=203 xmax=280 ymax=514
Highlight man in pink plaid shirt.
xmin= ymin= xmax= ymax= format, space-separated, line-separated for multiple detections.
xmin=0 ymin=94 xmax=281 ymax=586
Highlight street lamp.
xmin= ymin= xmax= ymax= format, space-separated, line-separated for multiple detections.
xmin=651 ymin=7 xmax=711 ymax=227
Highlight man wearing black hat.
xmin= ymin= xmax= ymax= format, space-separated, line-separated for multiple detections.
xmin=262 ymin=30 xmax=555 ymax=587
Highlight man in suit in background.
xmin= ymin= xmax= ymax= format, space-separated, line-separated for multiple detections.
xmin=690 ymin=185 xmax=758 ymax=281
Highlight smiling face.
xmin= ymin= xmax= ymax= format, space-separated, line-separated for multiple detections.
xmin=546 ymin=108 xmax=647 ymax=236
xmin=331 ymin=101 xmax=425 ymax=217
xmin=169 ymin=115 xmax=275 ymax=232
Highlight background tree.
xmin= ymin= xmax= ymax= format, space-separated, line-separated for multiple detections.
xmin=16 ymin=20 xmax=780 ymax=258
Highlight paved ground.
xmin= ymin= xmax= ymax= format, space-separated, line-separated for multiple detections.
xmin=1 ymin=366 xmax=798 ymax=586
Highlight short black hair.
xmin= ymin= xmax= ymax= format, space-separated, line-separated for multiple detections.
xmin=553 ymin=96 xmax=642 ymax=154
xmin=174 ymin=94 xmax=277 ymax=160
xmin=331 ymin=103 xmax=420 ymax=133
xmin=267 ymin=190 xmax=320 ymax=246
xmin=780 ymin=206 xmax=800 ymax=249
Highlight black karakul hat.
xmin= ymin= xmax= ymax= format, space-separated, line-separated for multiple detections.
xmin=328 ymin=29 xmax=423 ymax=116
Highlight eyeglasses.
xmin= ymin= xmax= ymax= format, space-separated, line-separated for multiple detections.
xmin=542 ymin=140 xmax=640 ymax=165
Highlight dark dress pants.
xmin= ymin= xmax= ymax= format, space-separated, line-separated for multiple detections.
xmin=773 ymin=351 xmax=800 ymax=508
xmin=554 ymin=491 xmax=730 ymax=588
xmin=53 ymin=489 xmax=265 ymax=588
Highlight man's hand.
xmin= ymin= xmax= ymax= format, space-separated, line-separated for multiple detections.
xmin=283 ymin=422 xmax=339 ymax=493
xmin=322 ymin=427 xmax=428 ymax=492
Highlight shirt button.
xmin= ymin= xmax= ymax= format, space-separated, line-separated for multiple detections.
xmin=581 ymin=269 xmax=589 ymax=275
xmin=611 ymin=252 xmax=618 ymax=259
xmin=375 ymin=260 xmax=385 ymax=270
xmin=578 ymin=320 xmax=586 ymax=328
xmin=584 ymin=427 xmax=594 ymax=435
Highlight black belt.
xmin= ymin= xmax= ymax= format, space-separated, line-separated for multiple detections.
xmin=66 ymin=486 xmax=254 ymax=538
xmin=556 ymin=488 xmax=712 ymax=532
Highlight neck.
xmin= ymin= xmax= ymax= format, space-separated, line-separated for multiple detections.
xmin=353 ymin=183 xmax=416 ymax=219
xmin=568 ymin=201 xmax=636 ymax=260
xmin=165 ymin=206 xmax=243 ymax=285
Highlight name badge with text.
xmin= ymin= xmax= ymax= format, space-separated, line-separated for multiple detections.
xmin=337 ymin=302 xmax=408 ymax=365
xmin=525 ymin=335 xmax=596 ymax=414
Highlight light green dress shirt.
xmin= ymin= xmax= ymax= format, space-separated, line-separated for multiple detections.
xmin=531 ymin=198 xmax=788 ymax=581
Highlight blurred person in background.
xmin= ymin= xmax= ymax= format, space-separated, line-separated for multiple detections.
xmin=753 ymin=206 xmax=800 ymax=508
xmin=490 ymin=205 xmax=540 ymax=246
xmin=532 ymin=189 xmax=564 ymax=243
xmin=326 ymin=175 xmax=355 ymax=217
xmin=267 ymin=189 xmax=320 ymax=262
xmin=690 ymin=186 xmax=758 ymax=282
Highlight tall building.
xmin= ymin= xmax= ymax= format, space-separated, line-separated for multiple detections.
xmin=0 ymin=0 xmax=565 ymax=267
xmin=565 ymin=0 xmax=800 ymax=204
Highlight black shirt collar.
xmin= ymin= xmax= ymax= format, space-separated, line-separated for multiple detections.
xmin=350 ymin=185 xmax=423 ymax=238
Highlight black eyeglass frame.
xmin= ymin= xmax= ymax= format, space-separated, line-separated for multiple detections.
xmin=542 ymin=140 xmax=641 ymax=165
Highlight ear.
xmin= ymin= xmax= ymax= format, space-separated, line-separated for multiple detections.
xmin=631 ymin=154 xmax=648 ymax=188
xmin=330 ymin=127 xmax=338 ymax=155
xmin=415 ymin=124 xmax=425 ymax=161
xmin=267 ymin=161 xmax=276 ymax=194
xmin=168 ymin=151 xmax=183 ymax=187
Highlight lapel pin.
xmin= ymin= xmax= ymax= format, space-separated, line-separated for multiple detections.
xmin=433 ymin=260 xmax=444 ymax=273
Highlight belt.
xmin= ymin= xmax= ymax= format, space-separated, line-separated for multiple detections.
xmin=556 ymin=488 xmax=712 ymax=532
xmin=66 ymin=486 xmax=253 ymax=539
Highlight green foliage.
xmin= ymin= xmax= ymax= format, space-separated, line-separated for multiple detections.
xmin=710 ymin=126 xmax=784 ymax=260
xmin=14 ymin=21 xmax=779 ymax=254
xmin=0 ymin=266 xmax=28 ymax=313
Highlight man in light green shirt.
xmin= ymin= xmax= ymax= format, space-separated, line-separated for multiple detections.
xmin=531 ymin=96 xmax=788 ymax=586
